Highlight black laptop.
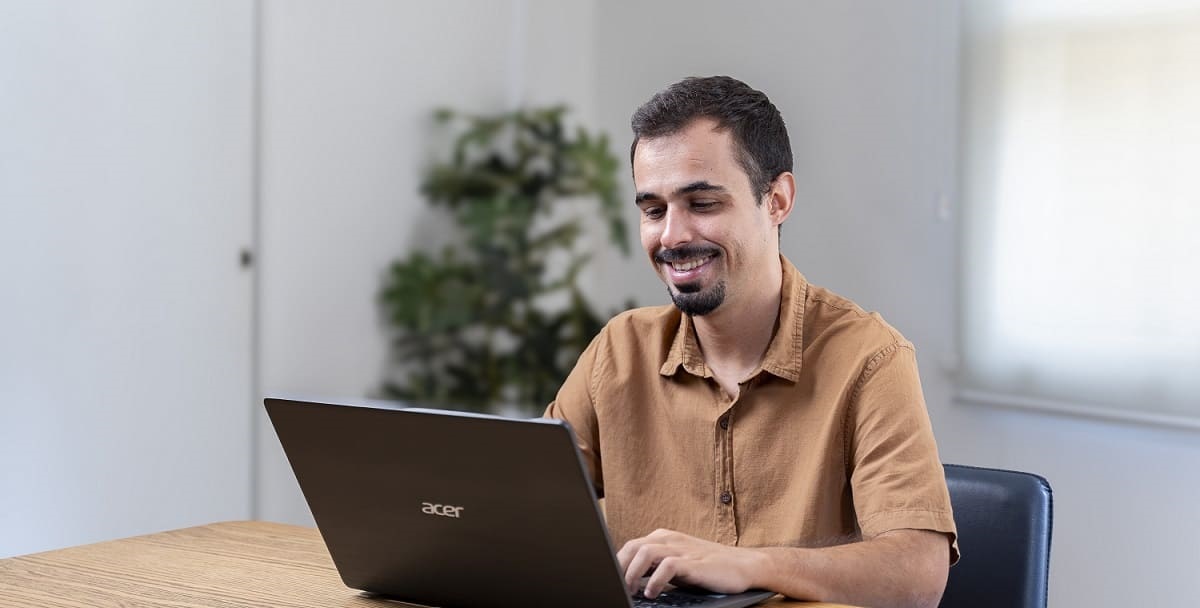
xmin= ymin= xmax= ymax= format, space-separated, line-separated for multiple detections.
xmin=264 ymin=397 xmax=776 ymax=608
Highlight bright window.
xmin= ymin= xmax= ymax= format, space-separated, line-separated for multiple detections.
xmin=960 ymin=1 xmax=1200 ymax=426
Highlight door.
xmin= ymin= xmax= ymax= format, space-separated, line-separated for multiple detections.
xmin=0 ymin=1 xmax=255 ymax=557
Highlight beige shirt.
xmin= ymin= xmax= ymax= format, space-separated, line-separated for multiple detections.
xmin=544 ymin=256 xmax=958 ymax=562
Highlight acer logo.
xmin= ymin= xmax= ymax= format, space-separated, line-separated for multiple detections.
xmin=421 ymin=502 xmax=465 ymax=518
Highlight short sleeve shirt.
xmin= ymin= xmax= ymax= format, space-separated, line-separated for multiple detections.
xmin=544 ymin=256 xmax=959 ymax=562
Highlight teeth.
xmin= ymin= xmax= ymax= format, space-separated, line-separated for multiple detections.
xmin=671 ymin=255 xmax=712 ymax=272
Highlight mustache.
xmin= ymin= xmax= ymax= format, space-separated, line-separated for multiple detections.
xmin=654 ymin=245 xmax=721 ymax=264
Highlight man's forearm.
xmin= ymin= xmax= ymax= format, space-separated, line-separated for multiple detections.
xmin=751 ymin=529 xmax=949 ymax=608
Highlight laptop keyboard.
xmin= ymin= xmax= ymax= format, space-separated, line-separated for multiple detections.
xmin=632 ymin=590 xmax=719 ymax=608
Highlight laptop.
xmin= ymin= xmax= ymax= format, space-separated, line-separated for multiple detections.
xmin=264 ymin=397 xmax=776 ymax=608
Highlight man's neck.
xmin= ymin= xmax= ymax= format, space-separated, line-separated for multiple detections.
xmin=692 ymin=258 xmax=784 ymax=394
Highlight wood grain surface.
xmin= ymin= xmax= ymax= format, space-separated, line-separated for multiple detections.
xmin=0 ymin=521 xmax=856 ymax=607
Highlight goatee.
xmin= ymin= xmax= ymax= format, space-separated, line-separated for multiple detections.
xmin=669 ymin=280 xmax=726 ymax=316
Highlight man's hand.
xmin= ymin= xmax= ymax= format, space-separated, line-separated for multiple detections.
xmin=616 ymin=527 xmax=950 ymax=608
xmin=616 ymin=528 xmax=768 ymax=598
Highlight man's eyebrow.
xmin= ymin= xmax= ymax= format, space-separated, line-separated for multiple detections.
xmin=635 ymin=191 xmax=663 ymax=204
xmin=676 ymin=181 xmax=729 ymax=196
xmin=635 ymin=181 xmax=729 ymax=204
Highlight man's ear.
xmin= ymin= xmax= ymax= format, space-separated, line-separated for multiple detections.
xmin=766 ymin=172 xmax=796 ymax=227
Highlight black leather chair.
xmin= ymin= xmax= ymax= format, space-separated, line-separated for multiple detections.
xmin=940 ymin=464 xmax=1053 ymax=608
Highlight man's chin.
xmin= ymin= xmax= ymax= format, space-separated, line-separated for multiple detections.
xmin=667 ymin=280 xmax=727 ymax=316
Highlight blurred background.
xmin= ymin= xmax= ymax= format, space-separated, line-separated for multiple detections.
xmin=2 ymin=1 xmax=1198 ymax=606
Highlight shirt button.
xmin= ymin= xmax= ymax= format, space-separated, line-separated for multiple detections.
xmin=720 ymin=491 xmax=732 ymax=505
xmin=719 ymin=416 xmax=729 ymax=430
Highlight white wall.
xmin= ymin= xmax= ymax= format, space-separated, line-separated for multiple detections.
xmin=0 ymin=0 xmax=255 ymax=557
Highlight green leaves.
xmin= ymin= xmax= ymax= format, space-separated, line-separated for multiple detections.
xmin=380 ymin=106 xmax=632 ymax=413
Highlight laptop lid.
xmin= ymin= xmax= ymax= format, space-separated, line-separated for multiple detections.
xmin=264 ymin=397 xmax=775 ymax=608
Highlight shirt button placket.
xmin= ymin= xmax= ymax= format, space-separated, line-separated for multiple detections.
xmin=714 ymin=393 xmax=737 ymax=544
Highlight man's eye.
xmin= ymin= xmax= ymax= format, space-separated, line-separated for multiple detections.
xmin=643 ymin=207 xmax=665 ymax=219
xmin=692 ymin=201 xmax=717 ymax=211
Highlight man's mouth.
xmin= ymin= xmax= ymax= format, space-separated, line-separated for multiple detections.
xmin=655 ymin=246 xmax=721 ymax=284
xmin=669 ymin=254 xmax=715 ymax=273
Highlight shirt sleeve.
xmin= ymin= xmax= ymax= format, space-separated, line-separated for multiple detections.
xmin=542 ymin=328 xmax=605 ymax=497
xmin=846 ymin=342 xmax=960 ymax=564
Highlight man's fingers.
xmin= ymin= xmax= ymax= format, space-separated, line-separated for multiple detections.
xmin=624 ymin=543 xmax=664 ymax=594
xmin=643 ymin=556 xmax=686 ymax=598
xmin=619 ymin=537 xmax=657 ymax=585
xmin=618 ymin=530 xmax=704 ymax=596
xmin=616 ymin=529 xmax=758 ymax=598
xmin=615 ymin=537 xmax=647 ymax=583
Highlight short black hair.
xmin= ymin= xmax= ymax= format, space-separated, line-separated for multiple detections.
xmin=631 ymin=76 xmax=793 ymax=201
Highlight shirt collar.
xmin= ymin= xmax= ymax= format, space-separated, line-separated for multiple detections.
xmin=659 ymin=255 xmax=807 ymax=382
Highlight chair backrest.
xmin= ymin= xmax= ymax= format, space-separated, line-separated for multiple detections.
xmin=940 ymin=464 xmax=1053 ymax=608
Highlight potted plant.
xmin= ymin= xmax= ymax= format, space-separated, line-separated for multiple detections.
xmin=380 ymin=106 xmax=631 ymax=414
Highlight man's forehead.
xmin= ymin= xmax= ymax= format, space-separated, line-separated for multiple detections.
xmin=632 ymin=120 xmax=743 ymax=192
xmin=635 ymin=118 xmax=728 ymax=157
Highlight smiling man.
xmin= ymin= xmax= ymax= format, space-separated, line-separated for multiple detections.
xmin=544 ymin=76 xmax=957 ymax=608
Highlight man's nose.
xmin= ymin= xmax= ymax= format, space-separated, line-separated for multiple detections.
xmin=660 ymin=207 xmax=693 ymax=250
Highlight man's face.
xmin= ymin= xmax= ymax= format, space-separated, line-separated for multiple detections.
xmin=633 ymin=119 xmax=780 ymax=316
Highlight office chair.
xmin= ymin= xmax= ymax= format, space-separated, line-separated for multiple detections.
xmin=939 ymin=464 xmax=1053 ymax=608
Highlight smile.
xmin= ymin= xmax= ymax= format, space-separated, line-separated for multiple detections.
xmin=670 ymin=254 xmax=715 ymax=272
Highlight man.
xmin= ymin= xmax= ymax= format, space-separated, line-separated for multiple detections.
xmin=544 ymin=76 xmax=957 ymax=608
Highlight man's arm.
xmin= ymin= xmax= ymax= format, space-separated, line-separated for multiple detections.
xmin=618 ymin=527 xmax=949 ymax=608
xmin=543 ymin=328 xmax=606 ymax=495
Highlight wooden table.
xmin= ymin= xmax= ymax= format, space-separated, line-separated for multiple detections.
xmin=0 ymin=521 xmax=855 ymax=607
